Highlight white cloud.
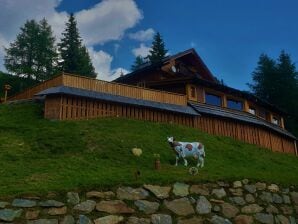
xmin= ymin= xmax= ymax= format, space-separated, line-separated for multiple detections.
xmin=132 ymin=43 xmax=151 ymax=57
xmin=0 ymin=0 xmax=142 ymax=78
xmin=128 ymin=28 xmax=155 ymax=41
xmin=76 ymin=0 xmax=143 ymax=46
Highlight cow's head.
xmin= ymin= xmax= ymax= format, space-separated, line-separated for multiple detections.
xmin=167 ymin=136 xmax=174 ymax=143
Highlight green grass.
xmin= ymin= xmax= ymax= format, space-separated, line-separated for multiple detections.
xmin=0 ymin=102 xmax=297 ymax=197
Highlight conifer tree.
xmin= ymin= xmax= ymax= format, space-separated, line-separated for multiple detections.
xmin=148 ymin=32 xmax=168 ymax=64
xmin=131 ymin=56 xmax=145 ymax=71
xmin=58 ymin=13 xmax=96 ymax=78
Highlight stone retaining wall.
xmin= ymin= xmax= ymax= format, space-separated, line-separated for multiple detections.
xmin=0 ymin=180 xmax=297 ymax=224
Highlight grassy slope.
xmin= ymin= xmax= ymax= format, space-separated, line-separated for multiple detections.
xmin=0 ymin=102 xmax=297 ymax=197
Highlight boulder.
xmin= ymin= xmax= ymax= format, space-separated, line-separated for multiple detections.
xmin=61 ymin=215 xmax=75 ymax=224
xmin=254 ymin=213 xmax=274 ymax=224
xmin=48 ymin=206 xmax=67 ymax=215
xmin=266 ymin=204 xmax=279 ymax=214
xmin=267 ymin=184 xmax=279 ymax=192
xmin=196 ymin=196 xmax=211 ymax=214
xmin=0 ymin=209 xmax=22 ymax=222
xmin=245 ymin=194 xmax=255 ymax=203
xmin=94 ymin=215 xmax=123 ymax=224
xmin=272 ymin=193 xmax=283 ymax=204
xmin=77 ymin=215 xmax=92 ymax=224
xmin=164 ymin=198 xmax=194 ymax=216
xmin=172 ymin=182 xmax=189 ymax=197
xmin=234 ymin=215 xmax=254 ymax=224
xmin=290 ymin=192 xmax=298 ymax=204
xmin=126 ymin=217 xmax=150 ymax=224
xmin=275 ymin=215 xmax=290 ymax=224
xmin=233 ymin=181 xmax=242 ymax=188
xmin=39 ymin=200 xmax=65 ymax=208
xmin=189 ymin=185 xmax=209 ymax=196
xmin=244 ymin=185 xmax=256 ymax=194
xmin=12 ymin=199 xmax=37 ymax=208
xmin=96 ymin=200 xmax=135 ymax=214
xmin=26 ymin=210 xmax=40 ymax=220
xmin=212 ymin=188 xmax=227 ymax=199
xmin=255 ymin=182 xmax=267 ymax=191
xmin=280 ymin=205 xmax=293 ymax=215
xmin=241 ymin=204 xmax=263 ymax=213
xmin=0 ymin=202 xmax=9 ymax=209
xmin=221 ymin=203 xmax=239 ymax=218
xmin=151 ymin=214 xmax=172 ymax=224
xmin=229 ymin=197 xmax=245 ymax=206
xmin=177 ymin=217 xmax=204 ymax=224
xmin=117 ymin=187 xmax=149 ymax=200
xmin=73 ymin=200 xmax=96 ymax=213
xmin=67 ymin=192 xmax=80 ymax=205
xmin=27 ymin=219 xmax=58 ymax=224
xmin=134 ymin=200 xmax=159 ymax=214
xmin=143 ymin=185 xmax=171 ymax=199
xmin=211 ymin=215 xmax=232 ymax=224
xmin=86 ymin=191 xmax=115 ymax=199
xmin=260 ymin=192 xmax=273 ymax=203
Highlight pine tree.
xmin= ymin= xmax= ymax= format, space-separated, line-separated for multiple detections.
xmin=5 ymin=20 xmax=40 ymax=79
xmin=131 ymin=56 xmax=145 ymax=71
xmin=148 ymin=32 xmax=168 ymax=64
xmin=58 ymin=13 xmax=96 ymax=78
xmin=4 ymin=19 xmax=58 ymax=81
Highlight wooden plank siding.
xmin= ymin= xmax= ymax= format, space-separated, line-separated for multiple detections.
xmin=45 ymin=94 xmax=194 ymax=127
xmin=193 ymin=115 xmax=296 ymax=154
xmin=8 ymin=74 xmax=187 ymax=106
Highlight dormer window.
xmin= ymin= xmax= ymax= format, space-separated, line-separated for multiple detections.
xmin=205 ymin=93 xmax=222 ymax=106
xmin=272 ymin=116 xmax=280 ymax=125
xmin=227 ymin=98 xmax=243 ymax=111
xmin=248 ymin=106 xmax=256 ymax=115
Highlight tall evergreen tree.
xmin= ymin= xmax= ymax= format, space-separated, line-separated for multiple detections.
xmin=131 ymin=56 xmax=145 ymax=71
xmin=58 ymin=13 xmax=96 ymax=78
xmin=148 ymin=32 xmax=168 ymax=64
xmin=4 ymin=19 xmax=58 ymax=81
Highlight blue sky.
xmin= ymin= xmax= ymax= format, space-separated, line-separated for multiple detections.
xmin=1 ymin=0 xmax=298 ymax=90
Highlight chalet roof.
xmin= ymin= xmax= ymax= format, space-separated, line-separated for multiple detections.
xmin=35 ymin=86 xmax=199 ymax=116
xmin=114 ymin=48 xmax=216 ymax=83
xmin=189 ymin=102 xmax=296 ymax=140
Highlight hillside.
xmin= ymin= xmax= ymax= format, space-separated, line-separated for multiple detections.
xmin=0 ymin=102 xmax=297 ymax=197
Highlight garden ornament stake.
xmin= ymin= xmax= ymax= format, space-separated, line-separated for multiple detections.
xmin=167 ymin=136 xmax=205 ymax=167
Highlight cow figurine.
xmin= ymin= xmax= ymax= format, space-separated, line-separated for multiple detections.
xmin=167 ymin=137 xmax=205 ymax=167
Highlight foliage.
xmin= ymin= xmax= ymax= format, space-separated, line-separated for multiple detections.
xmin=4 ymin=19 xmax=58 ymax=81
xmin=58 ymin=13 xmax=96 ymax=78
xmin=131 ymin=56 xmax=145 ymax=71
xmin=248 ymin=51 xmax=298 ymax=136
xmin=0 ymin=102 xmax=297 ymax=196
xmin=148 ymin=32 xmax=168 ymax=64
xmin=0 ymin=72 xmax=39 ymax=98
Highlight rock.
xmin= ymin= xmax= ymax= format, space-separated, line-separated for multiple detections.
xmin=290 ymin=192 xmax=298 ymax=204
xmin=242 ymin=179 xmax=249 ymax=185
xmin=177 ymin=217 xmax=204 ymax=224
xmin=254 ymin=213 xmax=274 ymax=224
xmin=48 ymin=206 xmax=67 ymax=215
xmin=273 ymin=193 xmax=283 ymax=204
xmin=221 ymin=203 xmax=239 ymax=218
xmin=86 ymin=191 xmax=115 ymax=199
xmin=0 ymin=202 xmax=9 ymax=209
xmin=281 ymin=205 xmax=293 ymax=215
xmin=117 ymin=187 xmax=149 ymax=200
xmin=229 ymin=197 xmax=245 ymax=205
xmin=134 ymin=200 xmax=159 ymax=214
xmin=234 ymin=215 xmax=254 ymax=224
xmin=245 ymin=194 xmax=255 ymax=203
xmin=212 ymin=188 xmax=227 ymax=199
xmin=94 ymin=215 xmax=123 ymax=224
xmin=96 ymin=200 xmax=134 ymax=214
xmin=289 ymin=216 xmax=297 ymax=224
xmin=73 ymin=200 xmax=96 ymax=213
xmin=211 ymin=215 xmax=232 ymax=224
xmin=27 ymin=219 xmax=58 ymax=224
xmin=282 ymin=188 xmax=290 ymax=194
xmin=77 ymin=215 xmax=92 ymax=224
xmin=151 ymin=214 xmax=172 ymax=224
xmin=266 ymin=204 xmax=279 ymax=214
xmin=26 ymin=210 xmax=40 ymax=220
xmin=244 ymin=185 xmax=256 ymax=194
xmin=213 ymin=205 xmax=221 ymax=212
xmin=210 ymin=199 xmax=225 ymax=204
xmin=143 ymin=185 xmax=171 ymax=199
xmin=172 ymin=182 xmax=189 ymax=197
xmin=295 ymin=205 xmax=298 ymax=213
xmin=196 ymin=196 xmax=211 ymax=214
xmin=189 ymin=185 xmax=209 ymax=195
xmin=275 ymin=215 xmax=290 ymax=224
xmin=260 ymin=192 xmax=273 ymax=203
xmin=217 ymin=181 xmax=229 ymax=187
xmin=283 ymin=195 xmax=291 ymax=204
xmin=241 ymin=204 xmax=263 ymax=213
xmin=164 ymin=198 xmax=194 ymax=216
xmin=61 ymin=215 xmax=75 ymax=224
xmin=39 ymin=200 xmax=65 ymax=207
xmin=256 ymin=182 xmax=267 ymax=191
xmin=229 ymin=188 xmax=243 ymax=196
xmin=67 ymin=192 xmax=80 ymax=205
xmin=12 ymin=198 xmax=37 ymax=207
xmin=0 ymin=209 xmax=22 ymax=222
xmin=268 ymin=184 xmax=279 ymax=192
xmin=126 ymin=217 xmax=150 ymax=224
xmin=233 ymin=181 xmax=242 ymax=188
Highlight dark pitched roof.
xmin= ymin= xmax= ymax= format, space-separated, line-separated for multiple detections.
xmin=114 ymin=48 xmax=216 ymax=82
xmin=36 ymin=86 xmax=199 ymax=116
xmin=189 ymin=102 xmax=296 ymax=139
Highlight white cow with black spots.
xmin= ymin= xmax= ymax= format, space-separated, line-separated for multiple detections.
xmin=167 ymin=137 xmax=205 ymax=167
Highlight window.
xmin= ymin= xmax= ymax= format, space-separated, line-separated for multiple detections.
xmin=205 ymin=93 xmax=222 ymax=106
xmin=258 ymin=109 xmax=267 ymax=119
xmin=190 ymin=86 xmax=196 ymax=98
xmin=248 ymin=107 xmax=256 ymax=115
xmin=227 ymin=99 xmax=243 ymax=111
xmin=272 ymin=116 xmax=280 ymax=125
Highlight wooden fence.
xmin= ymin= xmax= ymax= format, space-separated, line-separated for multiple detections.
xmin=8 ymin=73 xmax=187 ymax=106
